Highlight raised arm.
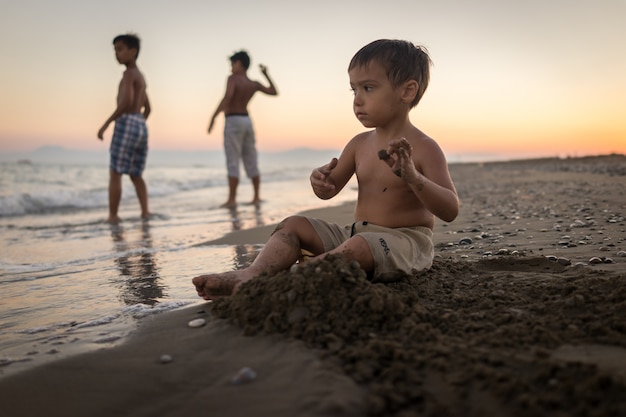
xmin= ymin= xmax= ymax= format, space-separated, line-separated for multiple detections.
xmin=258 ymin=64 xmax=278 ymax=96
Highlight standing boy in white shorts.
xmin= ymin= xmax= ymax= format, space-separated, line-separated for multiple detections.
xmin=207 ymin=50 xmax=278 ymax=208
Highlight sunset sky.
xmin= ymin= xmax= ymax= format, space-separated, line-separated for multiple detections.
xmin=1 ymin=0 xmax=624 ymax=160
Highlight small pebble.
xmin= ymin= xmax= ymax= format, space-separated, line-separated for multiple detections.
xmin=557 ymin=257 xmax=571 ymax=266
xmin=188 ymin=318 xmax=206 ymax=328
xmin=160 ymin=354 xmax=173 ymax=364
xmin=589 ymin=257 xmax=603 ymax=264
xmin=231 ymin=366 xmax=257 ymax=384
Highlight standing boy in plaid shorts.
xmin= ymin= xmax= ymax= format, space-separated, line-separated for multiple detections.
xmin=98 ymin=33 xmax=151 ymax=224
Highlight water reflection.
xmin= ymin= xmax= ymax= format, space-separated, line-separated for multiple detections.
xmin=227 ymin=205 xmax=265 ymax=270
xmin=110 ymin=221 xmax=164 ymax=306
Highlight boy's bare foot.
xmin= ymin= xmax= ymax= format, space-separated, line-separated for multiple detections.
xmin=107 ymin=215 xmax=122 ymax=224
xmin=192 ymin=271 xmax=249 ymax=300
xmin=220 ymin=200 xmax=237 ymax=209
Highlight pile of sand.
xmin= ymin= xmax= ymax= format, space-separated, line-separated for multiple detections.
xmin=212 ymin=254 xmax=626 ymax=416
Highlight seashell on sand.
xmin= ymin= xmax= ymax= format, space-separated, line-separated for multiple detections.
xmin=188 ymin=318 xmax=206 ymax=328
xmin=160 ymin=354 xmax=173 ymax=364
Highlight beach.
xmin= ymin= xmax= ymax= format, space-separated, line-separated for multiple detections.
xmin=1 ymin=154 xmax=625 ymax=417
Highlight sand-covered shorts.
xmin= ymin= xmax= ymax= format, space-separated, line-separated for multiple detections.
xmin=110 ymin=113 xmax=148 ymax=176
xmin=307 ymin=218 xmax=434 ymax=282
xmin=223 ymin=114 xmax=259 ymax=179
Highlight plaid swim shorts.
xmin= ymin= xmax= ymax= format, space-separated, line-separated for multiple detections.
xmin=110 ymin=113 xmax=148 ymax=176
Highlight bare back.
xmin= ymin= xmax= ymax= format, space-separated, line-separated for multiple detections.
xmin=223 ymin=74 xmax=269 ymax=114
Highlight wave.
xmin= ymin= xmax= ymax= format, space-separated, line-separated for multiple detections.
xmin=0 ymin=162 xmax=316 ymax=217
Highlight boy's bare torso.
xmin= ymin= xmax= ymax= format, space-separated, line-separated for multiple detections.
xmin=118 ymin=67 xmax=147 ymax=114
xmin=352 ymin=130 xmax=437 ymax=230
xmin=223 ymin=74 xmax=261 ymax=114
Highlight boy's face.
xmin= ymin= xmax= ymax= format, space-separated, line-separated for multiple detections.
xmin=349 ymin=61 xmax=400 ymax=128
xmin=114 ymin=41 xmax=137 ymax=65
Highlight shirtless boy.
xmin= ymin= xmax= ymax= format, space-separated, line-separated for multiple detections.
xmin=208 ymin=50 xmax=278 ymax=207
xmin=98 ymin=33 xmax=151 ymax=224
xmin=193 ymin=39 xmax=459 ymax=300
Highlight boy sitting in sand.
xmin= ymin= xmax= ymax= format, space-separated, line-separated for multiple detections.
xmin=193 ymin=39 xmax=459 ymax=300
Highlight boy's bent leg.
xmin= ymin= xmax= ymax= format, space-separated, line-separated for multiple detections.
xmin=108 ymin=170 xmax=123 ymax=224
xmin=130 ymin=175 xmax=150 ymax=218
xmin=192 ymin=215 xmax=324 ymax=300
xmin=317 ymin=235 xmax=375 ymax=273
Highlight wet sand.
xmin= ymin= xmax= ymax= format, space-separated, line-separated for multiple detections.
xmin=1 ymin=154 xmax=625 ymax=417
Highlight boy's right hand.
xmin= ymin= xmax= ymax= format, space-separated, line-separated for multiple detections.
xmin=98 ymin=120 xmax=112 ymax=140
xmin=97 ymin=125 xmax=107 ymax=140
xmin=310 ymin=158 xmax=338 ymax=197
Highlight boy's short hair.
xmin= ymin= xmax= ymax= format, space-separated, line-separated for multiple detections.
xmin=113 ymin=33 xmax=141 ymax=58
xmin=349 ymin=39 xmax=432 ymax=108
xmin=229 ymin=50 xmax=251 ymax=70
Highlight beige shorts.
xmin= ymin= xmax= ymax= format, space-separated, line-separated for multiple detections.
xmin=223 ymin=115 xmax=259 ymax=178
xmin=306 ymin=218 xmax=434 ymax=282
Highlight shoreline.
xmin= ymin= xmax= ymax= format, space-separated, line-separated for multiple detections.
xmin=2 ymin=154 xmax=625 ymax=417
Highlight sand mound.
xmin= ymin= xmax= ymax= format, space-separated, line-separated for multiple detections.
xmin=211 ymin=254 xmax=626 ymax=417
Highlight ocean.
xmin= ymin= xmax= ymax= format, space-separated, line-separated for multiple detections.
xmin=0 ymin=148 xmax=358 ymax=377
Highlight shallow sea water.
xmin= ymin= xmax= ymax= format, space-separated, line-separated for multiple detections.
xmin=0 ymin=160 xmax=357 ymax=377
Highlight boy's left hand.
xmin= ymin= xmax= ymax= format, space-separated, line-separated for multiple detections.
xmin=383 ymin=138 xmax=421 ymax=183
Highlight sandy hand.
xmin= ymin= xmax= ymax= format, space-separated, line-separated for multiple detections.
xmin=310 ymin=157 xmax=338 ymax=196
xmin=380 ymin=138 xmax=419 ymax=180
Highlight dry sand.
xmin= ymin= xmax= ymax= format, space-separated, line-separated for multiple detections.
xmin=1 ymin=154 xmax=625 ymax=417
